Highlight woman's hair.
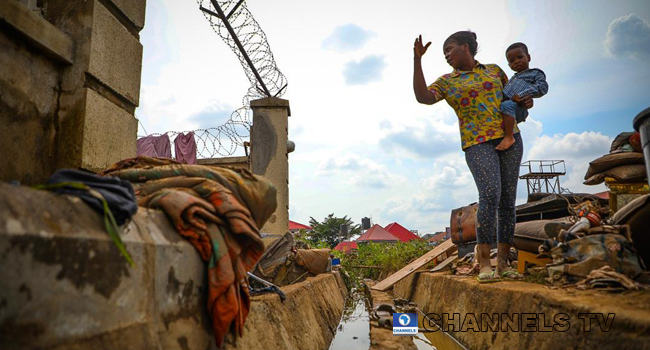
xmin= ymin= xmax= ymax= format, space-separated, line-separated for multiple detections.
xmin=444 ymin=31 xmax=478 ymax=56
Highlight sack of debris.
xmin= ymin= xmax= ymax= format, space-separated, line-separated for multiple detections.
xmin=584 ymin=164 xmax=647 ymax=185
xmin=250 ymin=232 xmax=332 ymax=286
xmin=546 ymin=234 xmax=644 ymax=285
xmin=251 ymin=232 xmax=295 ymax=280
xmin=584 ymin=131 xmax=646 ymax=185
xmin=610 ymin=131 xmax=642 ymax=153
xmin=584 ymin=152 xmax=645 ymax=179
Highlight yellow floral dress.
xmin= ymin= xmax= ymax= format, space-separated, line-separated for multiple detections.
xmin=427 ymin=62 xmax=519 ymax=150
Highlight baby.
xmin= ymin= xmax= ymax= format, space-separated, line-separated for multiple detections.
xmin=496 ymin=42 xmax=549 ymax=151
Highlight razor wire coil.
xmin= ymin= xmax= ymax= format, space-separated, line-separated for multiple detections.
xmin=138 ymin=0 xmax=287 ymax=158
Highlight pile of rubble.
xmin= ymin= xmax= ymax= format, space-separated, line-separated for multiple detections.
xmin=447 ymin=131 xmax=650 ymax=292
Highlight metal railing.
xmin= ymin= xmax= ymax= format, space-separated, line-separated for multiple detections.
xmin=520 ymin=160 xmax=566 ymax=176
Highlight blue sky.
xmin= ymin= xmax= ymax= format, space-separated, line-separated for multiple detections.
xmin=137 ymin=0 xmax=650 ymax=235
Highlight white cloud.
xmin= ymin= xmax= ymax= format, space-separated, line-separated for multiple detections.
xmin=380 ymin=115 xmax=460 ymax=159
xmin=604 ymin=13 xmax=650 ymax=60
xmin=321 ymin=23 xmax=376 ymax=53
xmin=188 ymin=102 xmax=238 ymax=129
xmin=316 ymin=153 xmax=406 ymax=189
xmin=526 ymin=131 xmax=612 ymax=193
xmin=343 ymin=55 xmax=387 ymax=85
xmin=377 ymin=160 xmax=477 ymax=231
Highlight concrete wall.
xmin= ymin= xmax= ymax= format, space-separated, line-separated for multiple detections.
xmin=0 ymin=0 xmax=145 ymax=184
xmin=395 ymin=273 xmax=650 ymax=350
xmin=0 ymin=183 xmax=346 ymax=350
xmin=224 ymin=273 xmax=347 ymax=350
xmin=0 ymin=182 xmax=215 ymax=350
xmin=250 ymin=97 xmax=291 ymax=235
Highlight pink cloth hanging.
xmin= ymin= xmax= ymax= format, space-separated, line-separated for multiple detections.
xmin=174 ymin=132 xmax=198 ymax=164
xmin=136 ymin=133 xmax=172 ymax=159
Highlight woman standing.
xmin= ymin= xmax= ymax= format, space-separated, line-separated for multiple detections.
xmin=413 ymin=31 xmax=531 ymax=282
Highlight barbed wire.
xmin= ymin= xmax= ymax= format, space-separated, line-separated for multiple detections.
xmin=138 ymin=0 xmax=287 ymax=158
xmin=197 ymin=0 xmax=288 ymax=100
xmin=138 ymin=120 xmax=250 ymax=159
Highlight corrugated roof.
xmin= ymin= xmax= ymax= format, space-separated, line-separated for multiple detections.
xmin=357 ymin=224 xmax=399 ymax=242
xmin=593 ymin=191 xmax=609 ymax=200
xmin=427 ymin=232 xmax=447 ymax=242
xmin=289 ymin=220 xmax=312 ymax=230
xmin=384 ymin=222 xmax=420 ymax=242
xmin=334 ymin=241 xmax=358 ymax=253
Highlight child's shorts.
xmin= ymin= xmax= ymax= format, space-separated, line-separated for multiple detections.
xmin=501 ymin=99 xmax=529 ymax=123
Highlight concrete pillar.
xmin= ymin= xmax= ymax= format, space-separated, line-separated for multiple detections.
xmin=250 ymin=97 xmax=290 ymax=235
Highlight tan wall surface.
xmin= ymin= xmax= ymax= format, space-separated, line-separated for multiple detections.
xmin=88 ymin=0 xmax=143 ymax=105
xmin=81 ymin=88 xmax=137 ymax=171
xmin=0 ymin=15 xmax=60 ymax=184
xmin=0 ymin=0 xmax=145 ymax=183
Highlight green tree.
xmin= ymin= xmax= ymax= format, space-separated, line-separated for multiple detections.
xmin=308 ymin=214 xmax=361 ymax=248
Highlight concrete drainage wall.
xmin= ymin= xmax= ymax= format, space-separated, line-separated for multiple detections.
xmin=0 ymin=183 xmax=347 ymax=350
xmin=395 ymin=272 xmax=650 ymax=350
xmin=224 ymin=273 xmax=347 ymax=350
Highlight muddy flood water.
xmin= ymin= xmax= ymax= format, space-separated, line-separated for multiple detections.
xmin=328 ymin=294 xmax=466 ymax=350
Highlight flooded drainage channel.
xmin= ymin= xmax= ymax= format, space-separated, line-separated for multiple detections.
xmin=327 ymin=288 xmax=467 ymax=350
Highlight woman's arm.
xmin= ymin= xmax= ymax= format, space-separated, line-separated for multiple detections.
xmin=413 ymin=35 xmax=438 ymax=105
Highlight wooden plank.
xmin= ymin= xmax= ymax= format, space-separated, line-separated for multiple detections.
xmin=430 ymin=253 xmax=458 ymax=272
xmin=371 ymin=239 xmax=455 ymax=291
xmin=517 ymin=250 xmax=552 ymax=274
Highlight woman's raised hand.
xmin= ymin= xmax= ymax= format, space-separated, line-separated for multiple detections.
xmin=414 ymin=35 xmax=431 ymax=59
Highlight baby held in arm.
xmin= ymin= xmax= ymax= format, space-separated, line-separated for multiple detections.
xmin=496 ymin=42 xmax=549 ymax=151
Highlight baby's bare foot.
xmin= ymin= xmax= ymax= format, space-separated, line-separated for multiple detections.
xmin=496 ymin=136 xmax=515 ymax=151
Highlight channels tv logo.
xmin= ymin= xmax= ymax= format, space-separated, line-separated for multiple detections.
xmin=393 ymin=313 xmax=418 ymax=335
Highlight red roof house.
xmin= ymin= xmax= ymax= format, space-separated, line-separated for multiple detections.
xmin=427 ymin=232 xmax=448 ymax=243
xmin=593 ymin=191 xmax=609 ymax=200
xmin=289 ymin=220 xmax=312 ymax=232
xmin=334 ymin=241 xmax=359 ymax=254
xmin=384 ymin=222 xmax=420 ymax=242
xmin=356 ymin=224 xmax=399 ymax=243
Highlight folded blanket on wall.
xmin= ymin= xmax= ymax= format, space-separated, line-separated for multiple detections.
xmin=102 ymin=156 xmax=277 ymax=346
